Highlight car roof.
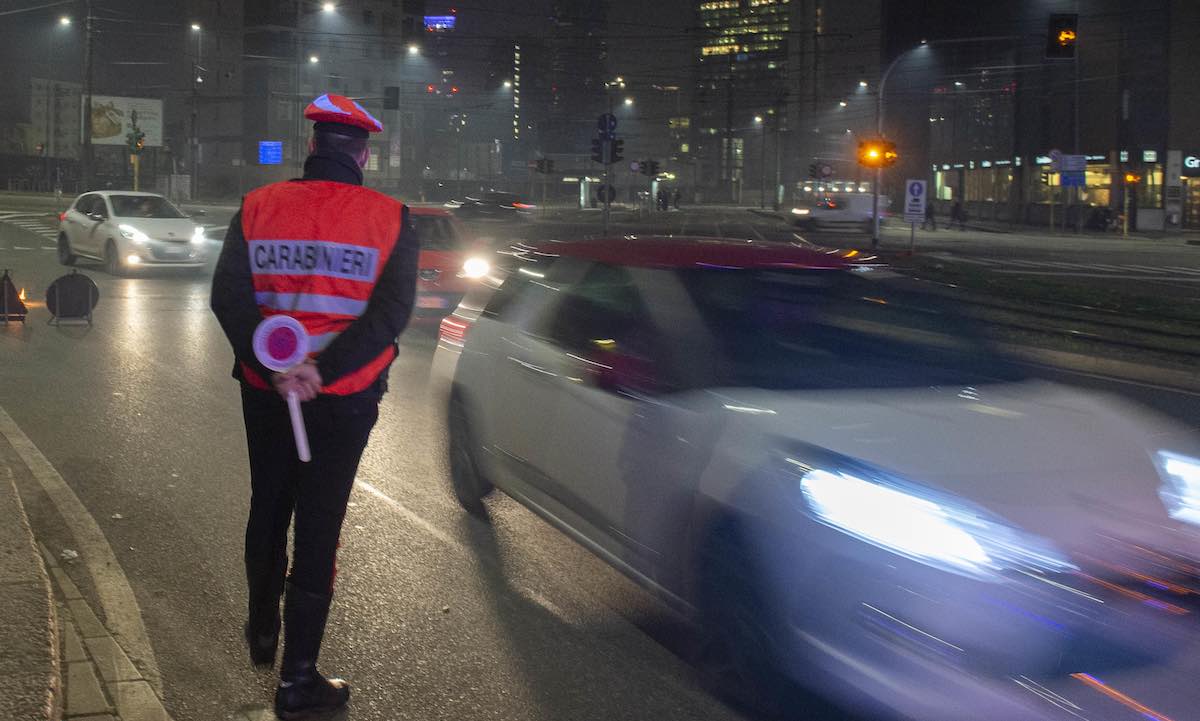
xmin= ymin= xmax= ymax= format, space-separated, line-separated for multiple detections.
xmin=88 ymin=191 xmax=166 ymax=198
xmin=531 ymin=236 xmax=863 ymax=271
xmin=409 ymin=206 xmax=453 ymax=217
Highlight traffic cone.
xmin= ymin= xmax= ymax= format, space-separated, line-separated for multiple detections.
xmin=1 ymin=269 xmax=28 ymax=322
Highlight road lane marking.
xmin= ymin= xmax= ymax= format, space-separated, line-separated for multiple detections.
xmin=354 ymin=477 xmax=576 ymax=624
xmin=991 ymin=269 xmax=1200 ymax=281
xmin=355 ymin=478 xmax=459 ymax=549
xmin=0 ymin=404 xmax=161 ymax=692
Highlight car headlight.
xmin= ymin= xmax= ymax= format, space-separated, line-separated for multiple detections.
xmin=191 ymin=226 xmax=206 ymax=245
xmin=790 ymin=454 xmax=1075 ymax=581
xmin=461 ymin=257 xmax=490 ymax=279
xmin=791 ymin=207 xmax=811 ymax=216
xmin=1156 ymin=451 xmax=1200 ymax=526
xmin=118 ymin=224 xmax=149 ymax=244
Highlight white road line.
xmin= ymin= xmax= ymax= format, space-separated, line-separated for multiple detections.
xmin=12 ymin=246 xmax=32 ymax=250
xmin=0 ymin=404 xmax=161 ymax=692
xmin=991 ymin=269 xmax=1200 ymax=281
xmin=355 ymin=478 xmax=459 ymax=549
xmin=354 ymin=478 xmax=575 ymax=624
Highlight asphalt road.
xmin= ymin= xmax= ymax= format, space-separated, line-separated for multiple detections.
xmin=2 ymin=197 xmax=1200 ymax=721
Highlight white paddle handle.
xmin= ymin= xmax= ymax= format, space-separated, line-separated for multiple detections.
xmin=286 ymin=390 xmax=312 ymax=463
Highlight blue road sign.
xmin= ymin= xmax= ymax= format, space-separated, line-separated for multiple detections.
xmin=258 ymin=141 xmax=283 ymax=165
xmin=1060 ymin=171 xmax=1085 ymax=187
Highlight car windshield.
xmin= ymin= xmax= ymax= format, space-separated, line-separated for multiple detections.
xmin=676 ymin=268 xmax=1026 ymax=391
xmin=109 ymin=195 xmax=188 ymax=219
xmin=412 ymin=215 xmax=467 ymax=251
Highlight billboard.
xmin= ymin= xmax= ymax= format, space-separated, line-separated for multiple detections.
xmin=83 ymin=95 xmax=163 ymax=147
xmin=424 ymin=15 xmax=456 ymax=31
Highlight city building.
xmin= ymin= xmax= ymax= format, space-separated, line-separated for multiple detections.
xmin=691 ymin=0 xmax=882 ymax=205
xmin=884 ymin=0 xmax=1200 ymax=231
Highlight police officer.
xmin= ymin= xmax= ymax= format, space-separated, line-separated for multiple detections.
xmin=211 ymin=94 xmax=418 ymax=719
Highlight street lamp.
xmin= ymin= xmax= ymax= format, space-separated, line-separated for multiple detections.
xmin=191 ymin=22 xmax=203 ymax=200
xmin=839 ymin=100 xmax=848 ymax=108
xmin=624 ymin=97 xmax=633 ymax=106
xmin=59 ymin=16 xmax=71 ymax=26
xmin=755 ymin=116 xmax=767 ymax=208
xmin=858 ymin=80 xmax=867 ymax=88
xmin=503 ymin=80 xmax=512 ymax=89
xmin=322 ymin=2 xmax=336 ymax=12
xmin=408 ymin=44 xmax=419 ymax=55
xmin=309 ymin=54 xmax=320 ymax=64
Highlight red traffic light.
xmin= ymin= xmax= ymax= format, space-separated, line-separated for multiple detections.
xmin=426 ymin=84 xmax=435 ymax=93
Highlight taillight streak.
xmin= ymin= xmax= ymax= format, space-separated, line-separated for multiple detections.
xmin=438 ymin=315 xmax=470 ymax=346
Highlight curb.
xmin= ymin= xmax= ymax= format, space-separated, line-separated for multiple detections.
xmin=0 ymin=462 xmax=60 ymax=721
xmin=40 ymin=543 xmax=174 ymax=721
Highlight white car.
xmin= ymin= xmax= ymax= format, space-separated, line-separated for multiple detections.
xmin=791 ymin=193 xmax=887 ymax=233
xmin=58 ymin=191 xmax=208 ymax=274
xmin=437 ymin=236 xmax=1200 ymax=720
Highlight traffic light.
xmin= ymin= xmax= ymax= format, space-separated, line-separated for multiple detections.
xmin=808 ymin=163 xmax=818 ymax=179
xmin=591 ymin=138 xmax=604 ymax=164
xmin=611 ymin=138 xmax=624 ymax=163
xmin=1046 ymin=14 xmax=1078 ymax=60
xmin=546 ymin=159 xmax=555 ymax=174
xmin=857 ymin=139 xmax=897 ymax=168
xmin=1040 ymin=171 xmax=1051 ymax=185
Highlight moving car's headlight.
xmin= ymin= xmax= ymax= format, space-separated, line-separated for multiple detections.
xmin=461 ymin=257 xmax=490 ymax=279
xmin=792 ymin=457 xmax=1074 ymax=581
xmin=791 ymin=207 xmax=811 ymax=216
xmin=191 ymin=226 xmax=206 ymax=245
xmin=118 ymin=224 xmax=149 ymax=244
xmin=1156 ymin=451 xmax=1200 ymax=526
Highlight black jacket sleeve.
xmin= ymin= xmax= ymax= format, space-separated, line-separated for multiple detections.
xmin=210 ymin=209 xmax=274 ymax=382
xmin=314 ymin=205 xmax=419 ymax=386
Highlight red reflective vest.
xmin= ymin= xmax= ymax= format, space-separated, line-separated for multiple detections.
xmin=240 ymin=180 xmax=403 ymax=395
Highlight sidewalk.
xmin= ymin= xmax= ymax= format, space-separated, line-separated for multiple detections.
xmin=0 ymin=428 xmax=174 ymax=721
xmin=0 ymin=458 xmax=58 ymax=721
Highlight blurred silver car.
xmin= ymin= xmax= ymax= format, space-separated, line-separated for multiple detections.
xmin=437 ymin=236 xmax=1200 ymax=720
xmin=58 ymin=191 xmax=208 ymax=274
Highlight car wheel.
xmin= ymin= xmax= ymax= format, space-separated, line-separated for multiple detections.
xmin=447 ymin=390 xmax=494 ymax=517
xmin=57 ymin=233 xmax=76 ymax=266
xmin=104 ymin=240 xmax=124 ymax=276
xmin=696 ymin=525 xmax=796 ymax=715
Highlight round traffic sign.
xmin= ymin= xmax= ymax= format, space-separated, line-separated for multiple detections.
xmin=908 ymin=181 xmax=924 ymax=196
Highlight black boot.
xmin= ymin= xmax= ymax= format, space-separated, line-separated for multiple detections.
xmin=246 ymin=553 xmax=286 ymax=670
xmin=245 ymin=617 xmax=280 ymax=670
xmin=274 ymin=582 xmax=350 ymax=719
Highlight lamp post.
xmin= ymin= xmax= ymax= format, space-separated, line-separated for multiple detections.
xmin=190 ymin=23 xmax=202 ymax=200
xmin=755 ymin=115 xmax=765 ymax=209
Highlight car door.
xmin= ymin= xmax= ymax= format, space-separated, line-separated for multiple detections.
xmin=82 ymin=195 xmax=110 ymax=257
xmin=537 ymin=264 xmax=696 ymax=578
xmin=485 ymin=257 xmax=590 ymax=491
xmin=66 ymin=195 xmax=98 ymax=256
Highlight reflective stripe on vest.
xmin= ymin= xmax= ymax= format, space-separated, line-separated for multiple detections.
xmin=254 ymin=291 xmax=368 ymax=317
xmin=240 ymin=179 xmax=403 ymax=395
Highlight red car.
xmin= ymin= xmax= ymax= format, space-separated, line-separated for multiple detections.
xmin=409 ymin=207 xmax=491 ymax=318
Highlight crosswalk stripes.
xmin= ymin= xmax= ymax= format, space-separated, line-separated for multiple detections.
xmin=0 ymin=214 xmax=59 ymax=247
xmin=927 ymin=252 xmax=1200 ymax=284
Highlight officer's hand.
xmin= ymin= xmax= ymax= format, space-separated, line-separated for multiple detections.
xmin=271 ymin=372 xmax=308 ymax=402
xmin=287 ymin=361 xmax=324 ymax=401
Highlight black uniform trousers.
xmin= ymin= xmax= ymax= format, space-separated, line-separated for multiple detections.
xmin=241 ymin=386 xmax=379 ymax=620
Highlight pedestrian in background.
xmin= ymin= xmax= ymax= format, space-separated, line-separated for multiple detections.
xmin=211 ymin=93 xmax=418 ymax=719
xmin=921 ymin=201 xmax=937 ymax=231
xmin=951 ymin=201 xmax=967 ymax=230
